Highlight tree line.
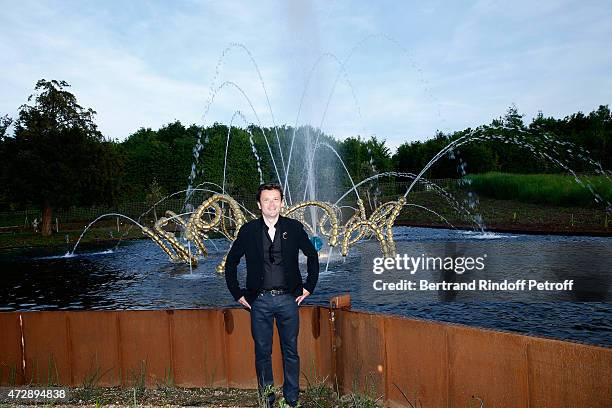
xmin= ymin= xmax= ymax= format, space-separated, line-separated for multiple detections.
xmin=0 ymin=79 xmax=610 ymax=235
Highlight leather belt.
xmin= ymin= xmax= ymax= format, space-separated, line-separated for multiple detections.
xmin=259 ymin=289 xmax=289 ymax=296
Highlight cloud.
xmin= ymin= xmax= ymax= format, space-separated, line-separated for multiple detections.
xmin=1 ymin=0 xmax=610 ymax=151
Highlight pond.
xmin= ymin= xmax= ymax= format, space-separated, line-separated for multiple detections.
xmin=1 ymin=227 xmax=610 ymax=347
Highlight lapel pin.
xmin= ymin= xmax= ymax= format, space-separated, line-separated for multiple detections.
xmin=283 ymin=232 xmax=288 ymax=240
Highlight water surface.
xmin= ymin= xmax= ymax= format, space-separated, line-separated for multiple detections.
xmin=1 ymin=227 xmax=610 ymax=347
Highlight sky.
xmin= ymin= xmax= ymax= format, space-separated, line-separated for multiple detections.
xmin=1 ymin=0 xmax=611 ymax=150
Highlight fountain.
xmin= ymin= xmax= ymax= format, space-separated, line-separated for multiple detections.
xmin=61 ymin=40 xmax=610 ymax=280
xmin=3 ymin=40 xmax=609 ymax=348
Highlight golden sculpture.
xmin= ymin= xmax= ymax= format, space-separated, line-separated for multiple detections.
xmin=142 ymin=193 xmax=405 ymax=272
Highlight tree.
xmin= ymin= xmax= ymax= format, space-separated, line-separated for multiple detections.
xmin=0 ymin=114 xmax=12 ymax=140
xmin=0 ymin=115 xmax=13 ymax=208
xmin=4 ymin=79 xmax=121 ymax=235
xmin=145 ymin=178 xmax=165 ymax=221
xmin=340 ymin=135 xmax=393 ymax=182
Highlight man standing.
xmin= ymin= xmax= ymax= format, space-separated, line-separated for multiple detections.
xmin=225 ymin=183 xmax=319 ymax=407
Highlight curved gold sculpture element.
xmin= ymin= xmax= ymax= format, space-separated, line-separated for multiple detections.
xmin=341 ymin=219 xmax=389 ymax=257
xmin=143 ymin=194 xmax=246 ymax=268
xmin=342 ymin=199 xmax=369 ymax=246
xmin=143 ymin=193 xmax=406 ymax=271
xmin=167 ymin=210 xmax=207 ymax=257
xmin=339 ymin=197 xmax=406 ymax=258
xmin=282 ymin=200 xmax=340 ymax=247
xmin=142 ymin=214 xmax=198 ymax=264
xmin=384 ymin=196 xmax=406 ymax=257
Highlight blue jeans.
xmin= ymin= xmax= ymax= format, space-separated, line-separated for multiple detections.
xmin=251 ymin=292 xmax=300 ymax=405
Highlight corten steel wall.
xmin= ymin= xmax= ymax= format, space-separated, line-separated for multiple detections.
xmin=1 ymin=306 xmax=611 ymax=407
xmin=0 ymin=308 xmax=333 ymax=389
xmin=333 ymin=310 xmax=612 ymax=408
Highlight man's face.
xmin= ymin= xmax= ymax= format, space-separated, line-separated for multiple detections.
xmin=257 ymin=189 xmax=283 ymax=219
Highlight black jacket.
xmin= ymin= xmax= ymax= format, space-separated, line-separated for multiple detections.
xmin=225 ymin=216 xmax=319 ymax=304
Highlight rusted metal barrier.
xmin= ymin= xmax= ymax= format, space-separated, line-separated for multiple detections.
xmin=0 ymin=307 xmax=332 ymax=390
xmin=332 ymin=308 xmax=612 ymax=407
xmin=1 ymin=298 xmax=610 ymax=407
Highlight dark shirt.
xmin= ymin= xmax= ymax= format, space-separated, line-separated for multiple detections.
xmin=261 ymin=219 xmax=286 ymax=290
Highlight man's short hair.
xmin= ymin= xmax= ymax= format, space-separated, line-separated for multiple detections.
xmin=256 ymin=183 xmax=284 ymax=202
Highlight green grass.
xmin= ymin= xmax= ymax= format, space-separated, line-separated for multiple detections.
xmin=395 ymin=191 xmax=609 ymax=233
xmin=465 ymin=172 xmax=612 ymax=207
xmin=0 ymin=225 xmax=145 ymax=249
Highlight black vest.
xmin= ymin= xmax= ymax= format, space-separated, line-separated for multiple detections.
xmin=261 ymin=222 xmax=286 ymax=290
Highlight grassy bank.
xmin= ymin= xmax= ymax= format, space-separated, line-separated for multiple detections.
xmin=0 ymin=225 xmax=145 ymax=250
xmin=1 ymin=176 xmax=611 ymax=250
xmin=0 ymin=198 xmax=609 ymax=251
xmin=396 ymin=191 xmax=610 ymax=234
xmin=464 ymin=172 xmax=612 ymax=207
